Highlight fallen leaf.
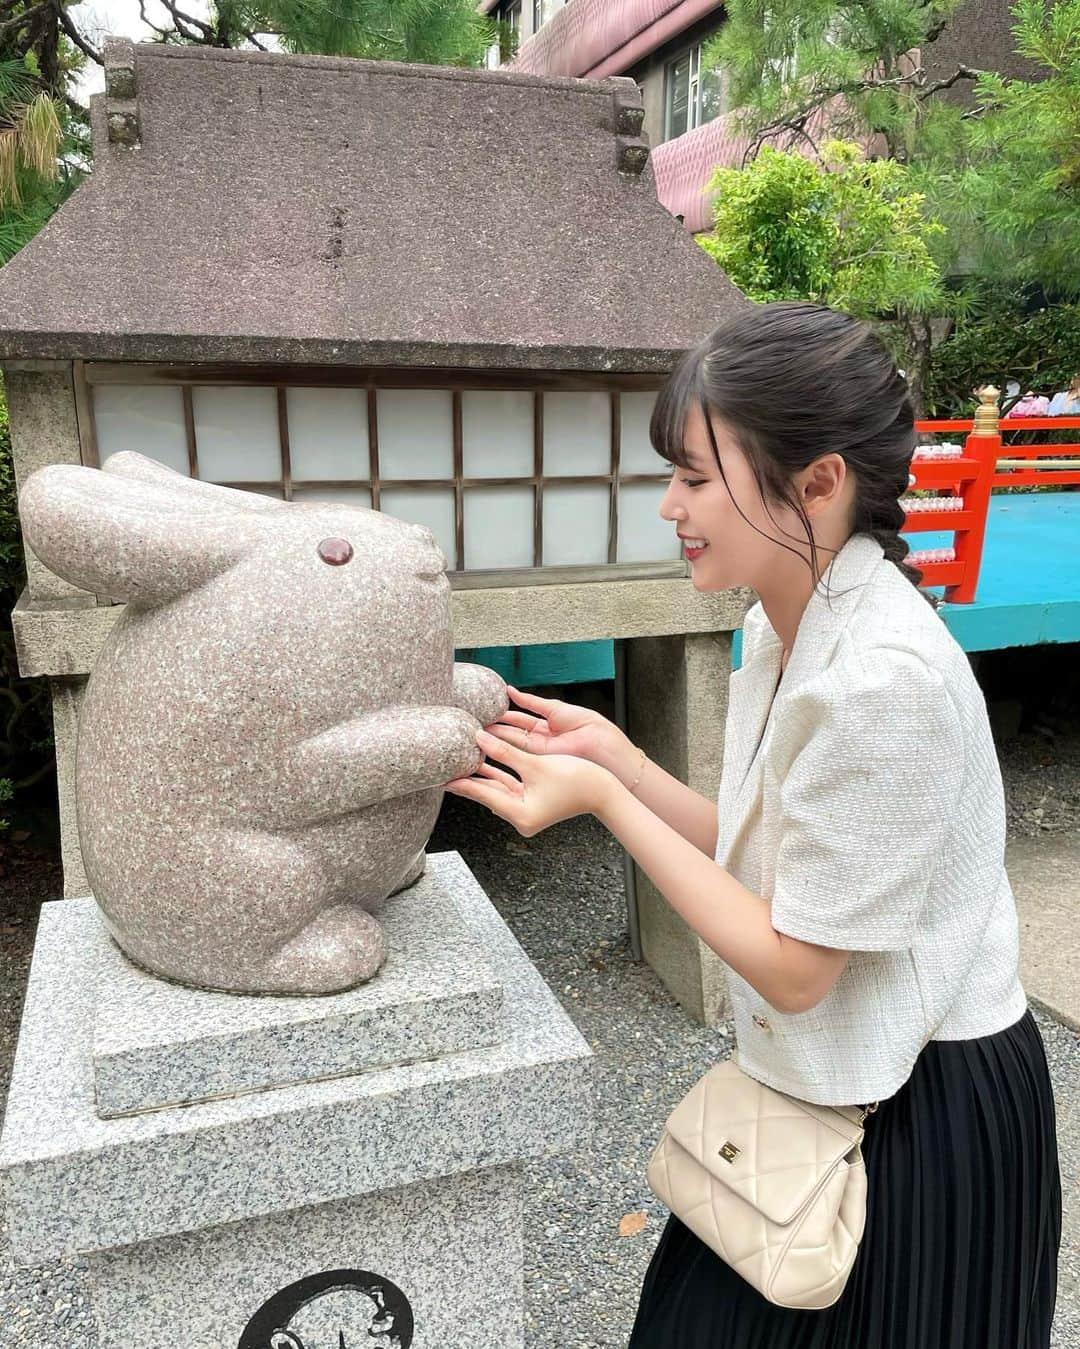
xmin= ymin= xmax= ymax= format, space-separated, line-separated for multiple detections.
xmin=619 ymin=1211 xmax=648 ymax=1237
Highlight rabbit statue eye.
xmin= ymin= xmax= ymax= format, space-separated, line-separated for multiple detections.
xmin=317 ymin=537 xmax=353 ymax=565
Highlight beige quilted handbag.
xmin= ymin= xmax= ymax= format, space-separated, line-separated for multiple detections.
xmin=646 ymin=1054 xmax=879 ymax=1310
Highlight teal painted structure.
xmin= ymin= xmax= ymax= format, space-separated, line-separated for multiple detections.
xmin=933 ymin=492 xmax=1080 ymax=652
xmin=455 ymin=639 xmax=614 ymax=686
xmin=457 ymin=493 xmax=1080 ymax=684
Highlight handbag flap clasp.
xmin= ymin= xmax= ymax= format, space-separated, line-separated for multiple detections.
xmin=663 ymin=1058 xmax=863 ymax=1227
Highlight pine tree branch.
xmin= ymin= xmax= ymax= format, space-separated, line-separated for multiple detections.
xmin=53 ymin=1 xmax=100 ymax=65
xmin=918 ymin=65 xmax=983 ymax=99
xmin=158 ymin=0 xmax=215 ymax=43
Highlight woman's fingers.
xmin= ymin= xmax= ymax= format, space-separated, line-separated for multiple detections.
xmin=443 ymin=774 xmax=523 ymax=826
xmin=507 ymin=684 xmax=559 ymax=714
xmin=473 ymin=761 xmax=523 ymax=793
xmin=476 ymin=727 xmax=529 ymax=772
xmin=495 ymin=710 xmax=549 ymax=735
xmin=483 ymin=723 xmax=546 ymax=754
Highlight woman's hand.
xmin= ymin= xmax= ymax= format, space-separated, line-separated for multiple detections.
xmin=443 ymin=727 xmax=617 ymax=837
xmin=480 ymin=684 xmax=642 ymax=787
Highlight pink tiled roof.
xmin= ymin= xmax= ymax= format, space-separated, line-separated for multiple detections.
xmin=653 ymin=102 xmax=880 ymax=232
xmin=652 ymin=111 xmax=754 ymax=232
xmin=511 ymin=0 xmax=719 ymax=79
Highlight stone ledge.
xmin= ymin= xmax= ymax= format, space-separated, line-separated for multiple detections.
xmin=0 ymin=851 xmax=593 ymax=1265
xmin=93 ymin=871 xmax=505 ymax=1118
xmin=13 ymin=580 xmax=752 ymax=678
xmin=11 ymin=590 xmax=120 ymax=678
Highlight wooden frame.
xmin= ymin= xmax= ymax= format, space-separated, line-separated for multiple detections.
xmin=73 ymin=361 xmax=683 ymax=584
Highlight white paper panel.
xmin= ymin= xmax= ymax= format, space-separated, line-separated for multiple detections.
xmin=543 ymin=391 xmax=611 ymax=476
xmin=619 ymin=391 xmax=662 ymax=473
xmin=286 ymin=388 xmax=369 ymax=481
xmin=291 ymin=486 xmax=372 ymax=507
xmin=542 ymin=484 xmax=609 ymax=566
xmin=464 ymin=486 xmax=534 ymax=569
xmin=377 ymin=390 xmax=453 ymax=480
xmin=94 ymin=385 xmax=189 ymax=475
xmin=617 ymin=481 xmax=682 ymax=563
xmin=380 ymin=488 xmax=456 ymax=564
xmin=462 ymin=391 xmax=534 ymax=478
xmin=193 ymin=386 xmax=281 ymax=482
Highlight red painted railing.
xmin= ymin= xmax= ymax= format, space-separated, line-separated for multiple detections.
xmin=904 ymin=409 xmax=1080 ymax=602
xmin=918 ymin=416 xmax=1080 ymax=489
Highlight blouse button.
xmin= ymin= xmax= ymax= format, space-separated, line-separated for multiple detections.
xmin=752 ymin=1013 xmax=772 ymax=1032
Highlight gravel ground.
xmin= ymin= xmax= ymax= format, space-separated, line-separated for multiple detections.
xmin=0 ymin=718 xmax=1076 ymax=1348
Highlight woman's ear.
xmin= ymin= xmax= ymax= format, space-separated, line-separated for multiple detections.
xmin=797 ymin=453 xmax=848 ymax=518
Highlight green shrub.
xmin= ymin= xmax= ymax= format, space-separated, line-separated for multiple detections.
xmin=925 ymin=297 xmax=1080 ymax=418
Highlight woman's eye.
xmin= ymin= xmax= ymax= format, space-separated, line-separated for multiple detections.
xmin=681 ymin=478 xmax=706 ymax=488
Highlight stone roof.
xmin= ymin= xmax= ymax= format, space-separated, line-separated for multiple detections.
xmin=0 ymin=39 xmax=746 ymax=372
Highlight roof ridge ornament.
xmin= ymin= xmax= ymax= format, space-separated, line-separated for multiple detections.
xmin=103 ymin=35 xmax=140 ymax=148
xmin=610 ymin=77 xmax=648 ymax=177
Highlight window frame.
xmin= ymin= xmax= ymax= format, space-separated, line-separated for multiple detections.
xmin=74 ymin=360 xmax=679 ymax=586
xmin=663 ymin=39 xmax=724 ymax=141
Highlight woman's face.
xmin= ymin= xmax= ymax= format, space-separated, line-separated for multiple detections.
xmin=658 ymin=401 xmax=808 ymax=594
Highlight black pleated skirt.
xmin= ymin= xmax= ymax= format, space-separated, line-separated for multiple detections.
xmin=628 ymin=1006 xmax=1062 ymax=1349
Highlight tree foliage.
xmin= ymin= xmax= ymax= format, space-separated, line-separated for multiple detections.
xmin=702 ymin=0 xmax=972 ymax=164
xmin=699 ymin=139 xmax=948 ymax=318
xmin=924 ymin=288 xmax=1080 ymax=417
xmin=916 ymin=0 xmax=1080 ymax=301
xmin=131 ymin=0 xmax=497 ymax=66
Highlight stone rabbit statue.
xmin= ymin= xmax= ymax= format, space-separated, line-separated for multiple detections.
xmin=18 ymin=450 xmax=507 ymax=995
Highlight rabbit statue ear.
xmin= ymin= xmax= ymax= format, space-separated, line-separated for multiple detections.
xmin=102 ymin=450 xmax=289 ymax=515
xmin=18 ymin=462 xmax=253 ymax=606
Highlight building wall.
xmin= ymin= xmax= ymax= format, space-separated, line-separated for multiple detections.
xmin=496 ymin=0 xmax=1042 ymax=160
xmin=925 ymin=0 xmax=1043 ymax=106
xmin=625 ymin=12 xmax=727 ymax=147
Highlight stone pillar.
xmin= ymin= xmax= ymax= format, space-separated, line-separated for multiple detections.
xmin=5 ymin=360 xmax=102 ymax=892
xmin=3 ymin=361 xmax=92 ymax=601
xmin=50 ymin=677 xmax=89 ymax=896
xmin=625 ymin=629 xmax=733 ymax=1025
xmin=0 ymin=851 xmax=592 ymax=1349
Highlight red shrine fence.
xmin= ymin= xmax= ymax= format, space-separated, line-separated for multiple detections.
xmin=905 ymin=412 xmax=1080 ymax=603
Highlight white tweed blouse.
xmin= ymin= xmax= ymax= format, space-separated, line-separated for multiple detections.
xmin=715 ymin=531 xmax=1028 ymax=1106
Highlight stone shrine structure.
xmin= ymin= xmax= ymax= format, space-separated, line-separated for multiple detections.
xmin=3 ymin=36 xmax=752 ymax=1026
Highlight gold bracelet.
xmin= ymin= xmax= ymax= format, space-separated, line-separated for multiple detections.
xmin=628 ymin=745 xmax=647 ymax=794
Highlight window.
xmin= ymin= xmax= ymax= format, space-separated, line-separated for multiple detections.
xmin=84 ymin=371 xmax=679 ymax=576
xmin=532 ymin=0 xmax=565 ymax=34
xmin=485 ymin=2 xmax=523 ymax=68
xmin=663 ymin=43 xmax=724 ymax=141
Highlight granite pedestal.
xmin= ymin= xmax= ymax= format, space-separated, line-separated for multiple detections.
xmin=0 ymin=850 xmax=594 ymax=1348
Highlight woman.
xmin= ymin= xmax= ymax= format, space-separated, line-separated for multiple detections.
xmin=1048 ymin=374 xmax=1080 ymax=416
xmin=1006 ymin=390 xmax=1050 ymax=418
xmin=444 ymin=302 xmax=1062 ymax=1348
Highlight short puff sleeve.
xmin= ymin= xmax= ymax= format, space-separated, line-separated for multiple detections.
xmin=768 ymin=644 xmax=965 ymax=951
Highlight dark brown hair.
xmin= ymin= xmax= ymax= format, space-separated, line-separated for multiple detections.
xmin=651 ymin=301 xmax=924 ymax=592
